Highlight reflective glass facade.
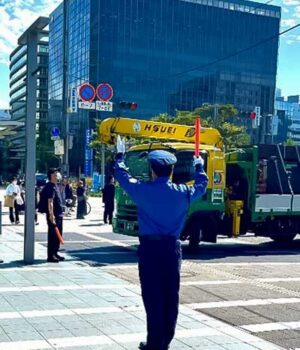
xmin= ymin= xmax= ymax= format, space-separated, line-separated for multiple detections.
xmin=89 ymin=0 xmax=280 ymax=117
xmin=275 ymin=98 xmax=300 ymax=145
xmin=49 ymin=0 xmax=280 ymax=173
xmin=9 ymin=30 xmax=49 ymax=170
xmin=49 ymin=1 xmax=90 ymax=173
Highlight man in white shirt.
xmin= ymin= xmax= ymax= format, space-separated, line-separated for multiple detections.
xmin=6 ymin=177 xmax=21 ymax=224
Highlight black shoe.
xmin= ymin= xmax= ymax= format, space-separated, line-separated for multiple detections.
xmin=47 ymin=256 xmax=59 ymax=263
xmin=138 ymin=341 xmax=169 ymax=350
xmin=0 ymin=259 xmax=3 ymax=263
xmin=55 ymin=254 xmax=65 ymax=261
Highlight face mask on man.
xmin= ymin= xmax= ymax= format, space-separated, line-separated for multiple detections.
xmin=12 ymin=180 xmax=17 ymax=185
xmin=57 ymin=172 xmax=62 ymax=181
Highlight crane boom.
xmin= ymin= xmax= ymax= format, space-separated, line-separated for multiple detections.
xmin=98 ymin=117 xmax=223 ymax=148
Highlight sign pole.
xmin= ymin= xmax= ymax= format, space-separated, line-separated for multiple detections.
xmin=195 ymin=117 xmax=201 ymax=157
xmin=101 ymin=144 xmax=105 ymax=189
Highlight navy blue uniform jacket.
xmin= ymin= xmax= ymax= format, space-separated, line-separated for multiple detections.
xmin=114 ymin=159 xmax=208 ymax=238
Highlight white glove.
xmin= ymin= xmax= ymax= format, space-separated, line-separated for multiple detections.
xmin=116 ymin=135 xmax=126 ymax=154
xmin=193 ymin=155 xmax=204 ymax=167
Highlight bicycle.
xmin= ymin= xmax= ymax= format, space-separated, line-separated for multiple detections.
xmin=85 ymin=200 xmax=91 ymax=215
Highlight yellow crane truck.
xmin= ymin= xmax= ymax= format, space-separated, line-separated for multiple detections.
xmin=99 ymin=117 xmax=300 ymax=247
xmin=99 ymin=117 xmax=228 ymax=248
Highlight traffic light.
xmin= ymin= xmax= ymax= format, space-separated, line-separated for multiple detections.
xmin=250 ymin=111 xmax=258 ymax=128
xmin=119 ymin=101 xmax=138 ymax=110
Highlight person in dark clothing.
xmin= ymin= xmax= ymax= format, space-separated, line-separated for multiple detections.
xmin=76 ymin=180 xmax=86 ymax=219
xmin=63 ymin=178 xmax=74 ymax=214
xmin=44 ymin=168 xmax=65 ymax=263
xmin=114 ymin=136 xmax=208 ymax=350
xmin=102 ymin=175 xmax=115 ymax=224
xmin=35 ymin=186 xmax=39 ymax=225
xmin=64 ymin=178 xmax=74 ymax=202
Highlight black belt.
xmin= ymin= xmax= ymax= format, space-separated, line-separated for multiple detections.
xmin=139 ymin=235 xmax=177 ymax=242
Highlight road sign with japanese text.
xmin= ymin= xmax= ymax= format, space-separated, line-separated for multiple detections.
xmin=96 ymin=100 xmax=113 ymax=112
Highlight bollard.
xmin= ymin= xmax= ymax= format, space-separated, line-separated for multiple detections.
xmin=0 ymin=201 xmax=2 ymax=235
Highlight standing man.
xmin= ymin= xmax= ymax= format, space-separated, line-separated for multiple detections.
xmin=44 ymin=168 xmax=65 ymax=263
xmin=102 ymin=175 xmax=115 ymax=224
xmin=114 ymin=136 xmax=208 ymax=350
xmin=6 ymin=177 xmax=21 ymax=224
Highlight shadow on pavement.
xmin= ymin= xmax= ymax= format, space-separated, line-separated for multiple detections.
xmin=182 ymin=238 xmax=300 ymax=261
xmin=65 ymin=244 xmax=138 ymax=265
xmin=0 ymin=259 xmax=49 ymax=269
xmin=60 ymin=237 xmax=300 ymax=266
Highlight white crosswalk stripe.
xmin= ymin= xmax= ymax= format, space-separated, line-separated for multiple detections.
xmin=0 ymin=328 xmax=225 ymax=350
xmin=241 ymin=321 xmax=300 ymax=333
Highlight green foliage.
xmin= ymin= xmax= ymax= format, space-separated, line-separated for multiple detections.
xmin=285 ymin=138 xmax=295 ymax=146
xmin=152 ymin=104 xmax=250 ymax=148
xmin=90 ymin=122 xmax=115 ymax=174
xmin=36 ymin=123 xmax=59 ymax=172
xmin=151 ymin=113 xmax=173 ymax=123
xmin=0 ymin=140 xmax=18 ymax=180
xmin=89 ymin=191 xmax=102 ymax=197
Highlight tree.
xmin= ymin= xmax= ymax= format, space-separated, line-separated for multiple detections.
xmin=285 ymin=138 xmax=295 ymax=146
xmin=152 ymin=104 xmax=250 ymax=148
xmin=90 ymin=122 xmax=115 ymax=176
xmin=151 ymin=113 xmax=173 ymax=123
xmin=36 ymin=124 xmax=59 ymax=172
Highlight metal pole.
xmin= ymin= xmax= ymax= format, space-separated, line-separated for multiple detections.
xmin=24 ymin=30 xmax=38 ymax=264
xmin=260 ymin=115 xmax=266 ymax=144
xmin=62 ymin=0 xmax=69 ymax=175
xmin=101 ymin=144 xmax=105 ymax=189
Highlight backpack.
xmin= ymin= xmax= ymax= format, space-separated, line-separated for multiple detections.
xmin=37 ymin=184 xmax=49 ymax=214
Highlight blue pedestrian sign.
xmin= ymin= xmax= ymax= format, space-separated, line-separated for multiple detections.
xmin=51 ymin=127 xmax=60 ymax=137
xmin=96 ymin=83 xmax=113 ymax=102
xmin=79 ymin=83 xmax=96 ymax=102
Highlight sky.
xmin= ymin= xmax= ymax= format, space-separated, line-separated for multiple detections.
xmin=0 ymin=0 xmax=299 ymax=109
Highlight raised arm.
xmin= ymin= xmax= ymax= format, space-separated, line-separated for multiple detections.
xmin=114 ymin=136 xmax=143 ymax=202
xmin=188 ymin=156 xmax=209 ymax=202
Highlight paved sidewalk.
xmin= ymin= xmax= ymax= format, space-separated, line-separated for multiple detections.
xmin=0 ymin=201 xmax=283 ymax=349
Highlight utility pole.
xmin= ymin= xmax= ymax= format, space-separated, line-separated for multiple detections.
xmin=62 ymin=0 xmax=69 ymax=175
xmin=260 ymin=114 xmax=266 ymax=144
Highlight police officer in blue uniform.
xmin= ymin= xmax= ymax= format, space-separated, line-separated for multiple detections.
xmin=114 ymin=136 xmax=208 ymax=350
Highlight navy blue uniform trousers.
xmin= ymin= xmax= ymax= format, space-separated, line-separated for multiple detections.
xmin=138 ymin=236 xmax=182 ymax=350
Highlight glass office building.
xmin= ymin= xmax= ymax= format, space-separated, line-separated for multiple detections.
xmin=49 ymin=0 xmax=280 ymax=173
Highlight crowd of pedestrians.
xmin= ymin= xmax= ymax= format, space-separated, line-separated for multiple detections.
xmin=2 ymin=171 xmax=116 ymax=264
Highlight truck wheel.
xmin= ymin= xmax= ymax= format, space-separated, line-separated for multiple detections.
xmin=270 ymin=234 xmax=297 ymax=243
